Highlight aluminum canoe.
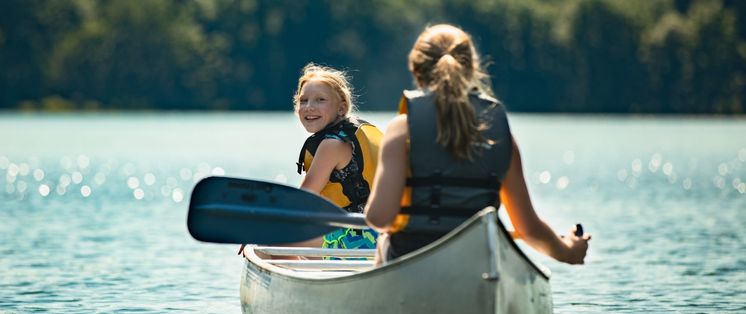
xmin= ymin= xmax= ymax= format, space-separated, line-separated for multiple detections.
xmin=240 ymin=207 xmax=552 ymax=313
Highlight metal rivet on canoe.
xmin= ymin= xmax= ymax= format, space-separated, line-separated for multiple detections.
xmin=482 ymin=272 xmax=499 ymax=281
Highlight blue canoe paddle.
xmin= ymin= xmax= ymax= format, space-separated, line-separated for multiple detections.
xmin=187 ymin=176 xmax=462 ymax=244
xmin=187 ymin=176 xmax=368 ymax=244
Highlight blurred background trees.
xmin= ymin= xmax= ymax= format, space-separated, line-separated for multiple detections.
xmin=1 ymin=0 xmax=744 ymax=113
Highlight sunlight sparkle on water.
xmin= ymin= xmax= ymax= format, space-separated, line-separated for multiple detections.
xmin=133 ymin=188 xmax=144 ymax=200
xmin=733 ymin=179 xmax=745 ymax=194
xmin=211 ymin=167 xmax=225 ymax=176
xmin=71 ymin=171 xmax=83 ymax=184
xmin=172 ymin=188 xmax=184 ymax=203
xmin=127 ymin=177 xmax=140 ymax=189
xmin=18 ymin=163 xmax=30 ymax=176
xmin=81 ymin=185 xmax=91 ymax=197
xmin=7 ymin=163 xmax=19 ymax=177
xmin=556 ymin=176 xmax=569 ymax=190
xmin=631 ymin=158 xmax=643 ymax=175
xmin=539 ymin=171 xmax=551 ymax=184
xmin=649 ymin=153 xmax=662 ymax=172
xmin=38 ymin=184 xmax=50 ymax=197
xmin=682 ymin=178 xmax=693 ymax=190
xmin=144 ymin=173 xmax=156 ymax=186
xmin=33 ymin=169 xmax=44 ymax=181
xmin=16 ymin=181 xmax=27 ymax=193
xmin=59 ymin=174 xmax=71 ymax=187
xmin=718 ymin=163 xmax=728 ymax=176
xmin=77 ymin=155 xmax=90 ymax=169
xmin=662 ymin=162 xmax=674 ymax=176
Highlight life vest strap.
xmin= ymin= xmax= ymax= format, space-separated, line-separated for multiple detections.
xmin=296 ymin=135 xmax=315 ymax=174
xmin=405 ymin=175 xmax=501 ymax=189
xmin=400 ymin=206 xmax=481 ymax=218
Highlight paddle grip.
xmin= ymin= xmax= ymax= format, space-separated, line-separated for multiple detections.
xmin=574 ymin=223 xmax=584 ymax=237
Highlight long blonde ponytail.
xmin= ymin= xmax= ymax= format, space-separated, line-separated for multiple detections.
xmin=408 ymin=24 xmax=488 ymax=160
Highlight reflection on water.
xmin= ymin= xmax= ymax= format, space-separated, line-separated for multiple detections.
xmin=1 ymin=113 xmax=745 ymax=313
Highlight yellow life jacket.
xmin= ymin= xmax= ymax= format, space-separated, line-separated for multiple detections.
xmin=296 ymin=118 xmax=383 ymax=213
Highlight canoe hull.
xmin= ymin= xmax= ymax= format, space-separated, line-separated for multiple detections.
xmin=240 ymin=208 xmax=552 ymax=313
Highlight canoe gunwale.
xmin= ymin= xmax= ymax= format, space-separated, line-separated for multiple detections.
xmin=244 ymin=206 xmax=550 ymax=282
xmin=491 ymin=210 xmax=551 ymax=280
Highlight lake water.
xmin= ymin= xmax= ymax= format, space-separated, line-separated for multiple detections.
xmin=1 ymin=112 xmax=745 ymax=313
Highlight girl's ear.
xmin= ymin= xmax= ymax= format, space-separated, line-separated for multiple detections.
xmin=338 ymin=101 xmax=348 ymax=116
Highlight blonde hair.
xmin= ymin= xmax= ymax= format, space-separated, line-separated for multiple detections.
xmin=408 ymin=24 xmax=491 ymax=160
xmin=293 ymin=63 xmax=356 ymax=116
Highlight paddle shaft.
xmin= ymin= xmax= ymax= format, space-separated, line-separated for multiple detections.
xmin=195 ymin=203 xmax=368 ymax=229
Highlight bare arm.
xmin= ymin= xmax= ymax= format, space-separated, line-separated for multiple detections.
xmin=300 ymin=138 xmax=353 ymax=192
xmin=294 ymin=138 xmax=352 ymax=248
xmin=500 ymin=137 xmax=590 ymax=264
xmin=364 ymin=114 xmax=408 ymax=232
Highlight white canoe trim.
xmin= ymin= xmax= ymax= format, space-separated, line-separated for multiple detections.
xmin=253 ymin=246 xmax=375 ymax=258
xmin=265 ymin=259 xmax=374 ymax=271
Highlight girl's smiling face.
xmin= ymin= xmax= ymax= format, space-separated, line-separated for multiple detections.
xmin=296 ymin=79 xmax=347 ymax=133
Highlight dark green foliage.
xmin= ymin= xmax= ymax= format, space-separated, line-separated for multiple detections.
xmin=0 ymin=0 xmax=743 ymax=113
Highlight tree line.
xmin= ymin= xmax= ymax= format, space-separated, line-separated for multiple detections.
xmin=1 ymin=0 xmax=744 ymax=113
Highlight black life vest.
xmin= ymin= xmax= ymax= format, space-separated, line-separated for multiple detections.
xmin=387 ymin=89 xmax=512 ymax=259
xmin=296 ymin=117 xmax=383 ymax=213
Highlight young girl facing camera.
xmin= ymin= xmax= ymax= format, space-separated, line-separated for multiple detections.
xmin=292 ymin=63 xmax=381 ymax=254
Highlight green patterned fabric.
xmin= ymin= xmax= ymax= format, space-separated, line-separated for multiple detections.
xmin=321 ymin=228 xmax=378 ymax=260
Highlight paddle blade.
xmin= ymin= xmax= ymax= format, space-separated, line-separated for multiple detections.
xmin=187 ymin=176 xmax=365 ymax=244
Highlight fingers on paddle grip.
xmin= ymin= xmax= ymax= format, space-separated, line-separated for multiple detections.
xmin=574 ymin=224 xmax=584 ymax=237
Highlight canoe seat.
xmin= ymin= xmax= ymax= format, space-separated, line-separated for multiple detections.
xmin=248 ymin=246 xmax=375 ymax=279
xmin=254 ymin=246 xmax=375 ymax=258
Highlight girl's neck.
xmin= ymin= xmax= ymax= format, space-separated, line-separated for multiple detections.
xmin=315 ymin=116 xmax=347 ymax=135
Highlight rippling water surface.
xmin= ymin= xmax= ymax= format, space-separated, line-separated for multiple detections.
xmin=1 ymin=113 xmax=744 ymax=313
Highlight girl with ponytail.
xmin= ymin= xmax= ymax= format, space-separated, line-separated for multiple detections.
xmin=364 ymin=24 xmax=591 ymax=264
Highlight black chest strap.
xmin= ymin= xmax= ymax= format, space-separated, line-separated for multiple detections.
xmin=401 ymin=171 xmax=500 ymax=220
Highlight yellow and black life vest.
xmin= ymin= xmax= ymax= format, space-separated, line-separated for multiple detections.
xmin=296 ymin=117 xmax=383 ymax=213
